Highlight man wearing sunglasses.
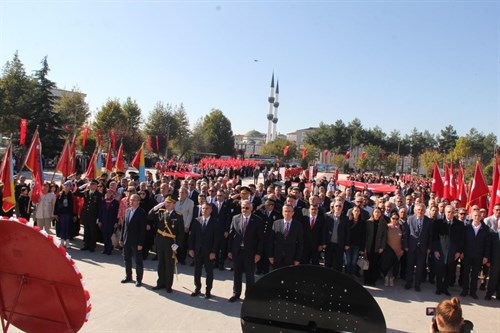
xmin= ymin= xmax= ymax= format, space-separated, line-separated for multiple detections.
xmin=227 ymin=200 xmax=264 ymax=303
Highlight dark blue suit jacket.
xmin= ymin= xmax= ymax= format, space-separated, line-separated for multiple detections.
xmin=188 ymin=216 xmax=220 ymax=256
xmin=463 ymin=222 xmax=490 ymax=260
xmin=403 ymin=215 xmax=433 ymax=254
xmin=228 ymin=213 xmax=264 ymax=257
xmin=120 ymin=207 xmax=146 ymax=247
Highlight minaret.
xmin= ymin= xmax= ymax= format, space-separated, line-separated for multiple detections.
xmin=272 ymin=80 xmax=279 ymax=140
xmin=266 ymin=73 xmax=275 ymax=143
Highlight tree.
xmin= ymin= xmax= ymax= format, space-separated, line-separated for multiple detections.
xmin=346 ymin=118 xmax=365 ymax=146
xmin=170 ymin=104 xmax=191 ymax=158
xmin=54 ymin=88 xmax=90 ymax=133
xmin=94 ymin=99 xmax=128 ymax=145
xmin=143 ymin=102 xmax=176 ymax=157
xmin=31 ymin=56 xmax=64 ymax=158
xmin=466 ymin=128 xmax=497 ymax=164
xmin=437 ymin=125 xmax=458 ymax=153
xmin=452 ymin=137 xmax=471 ymax=161
xmin=384 ymin=153 xmax=398 ymax=174
xmin=364 ymin=126 xmax=386 ymax=148
xmin=122 ymin=97 xmax=142 ymax=133
xmin=0 ymin=51 xmax=35 ymax=136
xmin=261 ymin=138 xmax=297 ymax=162
xmin=355 ymin=144 xmax=382 ymax=171
xmin=190 ymin=118 xmax=208 ymax=153
xmin=419 ymin=149 xmax=443 ymax=177
xmin=202 ymin=109 xmax=234 ymax=156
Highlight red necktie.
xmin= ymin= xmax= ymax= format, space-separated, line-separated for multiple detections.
xmin=284 ymin=222 xmax=289 ymax=237
xmin=311 ymin=217 xmax=315 ymax=230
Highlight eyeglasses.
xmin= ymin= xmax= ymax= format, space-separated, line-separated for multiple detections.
xmin=139 ymin=193 xmax=146 ymax=195
xmin=333 ymin=205 xmax=342 ymax=208
xmin=459 ymin=213 xmax=466 ymax=215
xmin=241 ymin=207 xmax=251 ymax=210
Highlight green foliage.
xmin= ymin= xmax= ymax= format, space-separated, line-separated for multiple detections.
xmin=94 ymin=99 xmax=128 ymax=144
xmin=438 ymin=125 xmax=459 ymax=153
xmin=143 ymin=102 xmax=175 ymax=157
xmin=31 ymin=56 xmax=64 ymax=157
xmin=261 ymin=137 xmax=297 ymax=162
xmin=170 ymin=103 xmax=191 ymax=158
xmin=419 ymin=150 xmax=443 ymax=177
xmin=122 ymin=97 xmax=142 ymax=133
xmin=355 ymin=145 xmax=382 ymax=171
xmin=201 ymin=109 xmax=235 ymax=156
xmin=384 ymin=153 xmax=398 ymax=174
xmin=0 ymin=51 xmax=35 ymax=136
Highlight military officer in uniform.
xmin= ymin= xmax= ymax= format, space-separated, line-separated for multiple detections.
xmin=149 ymin=196 xmax=184 ymax=293
xmin=75 ymin=179 xmax=102 ymax=252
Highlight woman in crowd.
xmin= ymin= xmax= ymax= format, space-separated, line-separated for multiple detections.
xmin=345 ymin=206 xmax=366 ymax=277
xmin=380 ymin=212 xmax=404 ymax=287
xmin=98 ymin=189 xmax=119 ymax=255
xmin=364 ymin=207 xmax=387 ymax=286
xmin=54 ymin=181 xmax=74 ymax=248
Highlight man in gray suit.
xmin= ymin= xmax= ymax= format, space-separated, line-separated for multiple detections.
xmin=403 ymin=203 xmax=433 ymax=292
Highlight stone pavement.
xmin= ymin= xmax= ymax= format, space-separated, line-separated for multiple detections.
xmin=9 ymin=236 xmax=497 ymax=333
xmin=7 ymin=173 xmax=500 ymax=332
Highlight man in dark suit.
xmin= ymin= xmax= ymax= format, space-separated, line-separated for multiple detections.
xmin=403 ymin=203 xmax=433 ymax=292
xmin=187 ymin=179 xmax=199 ymax=206
xmin=485 ymin=217 xmax=500 ymax=300
xmin=268 ymin=204 xmax=304 ymax=269
xmin=188 ymin=203 xmax=220 ymax=299
xmin=254 ymin=199 xmax=282 ymax=274
xmin=74 ymin=179 xmax=102 ymax=252
xmin=433 ymin=205 xmax=464 ymax=296
xmin=460 ymin=210 xmax=490 ymax=299
xmin=301 ymin=205 xmax=326 ymax=265
xmin=119 ymin=194 xmax=147 ymax=287
xmin=213 ymin=190 xmax=232 ymax=270
xmin=324 ymin=200 xmax=350 ymax=271
xmin=227 ymin=199 xmax=264 ymax=302
xmin=148 ymin=196 xmax=185 ymax=293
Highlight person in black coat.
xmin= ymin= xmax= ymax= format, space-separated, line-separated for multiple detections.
xmin=227 ymin=200 xmax=264 ymax=302
xmin=213 ymin=190 xmax=232 ymax=270
xmin=403 ymin=203 xmax=433 ymax=292
xmin=460 ymin=210 xmax=490 ymax=299
xmin=139 ymin=189 xmax=155 ymax=259
xmin=254 ymin=199 xmax=282 ymax=274
xmin=364 ymin=207 xmax=388 ymax=286
xmin=324 ymin=200 xmax=350 ymax=271
xmin=98 ymin=189 xmax=119 ymax=255
xmin=301 ymin=205 xmax=326 ymax=265
xmin=54 ymin=182 xmax=74 ymax=248
xmin=485 ymin=218 xmax=500 ymax=300
xmin=268 ymin=204 xmax=304 ymax=269
xmin=188 ymin=203 xmax=220 ymax=299
xmin=74 ymin=179 xmax=102 ymax=252
xmin=433 ymin=205 xmax=464 ymax=296
xmin=119 ymin=194 xmax=147 ymax=286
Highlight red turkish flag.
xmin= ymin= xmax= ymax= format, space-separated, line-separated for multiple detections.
xmin=19 ymin=119 xmax=27 ymax=145
xmin=105 ymin=142 xmax=113 ymax=172
xmin=96 ymin=130 xmax=102 ymax=147
xmin=489 ymin=155 xmax=499 ymax=215
xmin=324 ymin=149 xmax=329 ymax=162
xmin=449 ymin=162 xmax=457 ymax=201
xmin=24 ymin=129 xmax=43 ymax=204
xmin=301 ymin=148 xmax=307 ymax=160
xmin=457 ymin=162 xmax=467 ymax=207
xmin=147 ymin=135 xmax=152 ymax=152
xmin=283 ymin=146 xmax=289 ymax=156
xmin=82 ymin=127 xmax=89 ymax=150
xmin=431 ymin=161 xmax=444 ymax=197
xmin=55 ymin=139 xmax=71 ymax=178
xmin=468 ymin=161 xmax=489 ymax=210
xmin=114 ymin=142 xmax=124 ymax=173
xmin=443 ymin=163 xmax=451 ymax=200
xmin=360 ymin=151 xmax=366 ymax=160
xmin=156 ymin=136 xmax=159 ymax=152
xmin=345 ymin=151 xmax=350 ymax=160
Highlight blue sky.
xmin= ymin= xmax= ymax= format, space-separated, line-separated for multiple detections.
xmin=1 ymin=1 xmax=498 ymax=140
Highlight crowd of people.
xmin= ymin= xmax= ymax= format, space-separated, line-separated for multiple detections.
xmin=7 ymin=167 xmax=500 ymax=305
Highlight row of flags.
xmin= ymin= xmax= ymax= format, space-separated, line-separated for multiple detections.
xmin=431 ymin=159 xmax=495 ymax=212
xmin=1 ymin=130 xmax=147 ymax=213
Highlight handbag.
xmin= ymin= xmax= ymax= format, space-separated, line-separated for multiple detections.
xmin=111 ymin=227 xmax=121 ymax=248
xmin=357 ymin=255 xmax=370 ymax=270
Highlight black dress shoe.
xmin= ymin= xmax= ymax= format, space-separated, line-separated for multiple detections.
xmin=479 ymin=283 xmax=486 ymax=291
xmin=205 ymin=292 xmax=211 ymax=299
xmin=228 ymin=295 xmax=240 ymax=303
xmin=470 ymin=292 xmax=478 ymax=299
xmin=136 ymin=281 xmax=142 ymax=287
xmin=460 ymin=291 xmax=468 ymax=297
xmin=484 ymin=293 xmax=492 ymax=300
xmin=80 ymin=247 xmax=89 ymax=251
xmin=166 ymin=288 xmax=173 ymax=293
xmin=121 ymin=278 xmax=133 ymax=284
xmin=191 ymin=290 xmax=201 ymax=297
xmin=151 ymin=285 xmax=164 ymax=290
xmin=435 ymin=290 xmax=442 ymax=295
xmin=404 ymin=283 xmax=411 ymax=290
xmin=415 ymin=286 xmax=421 ymax=292
xmin=443 ymin=290 xmax=451 ymax=296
